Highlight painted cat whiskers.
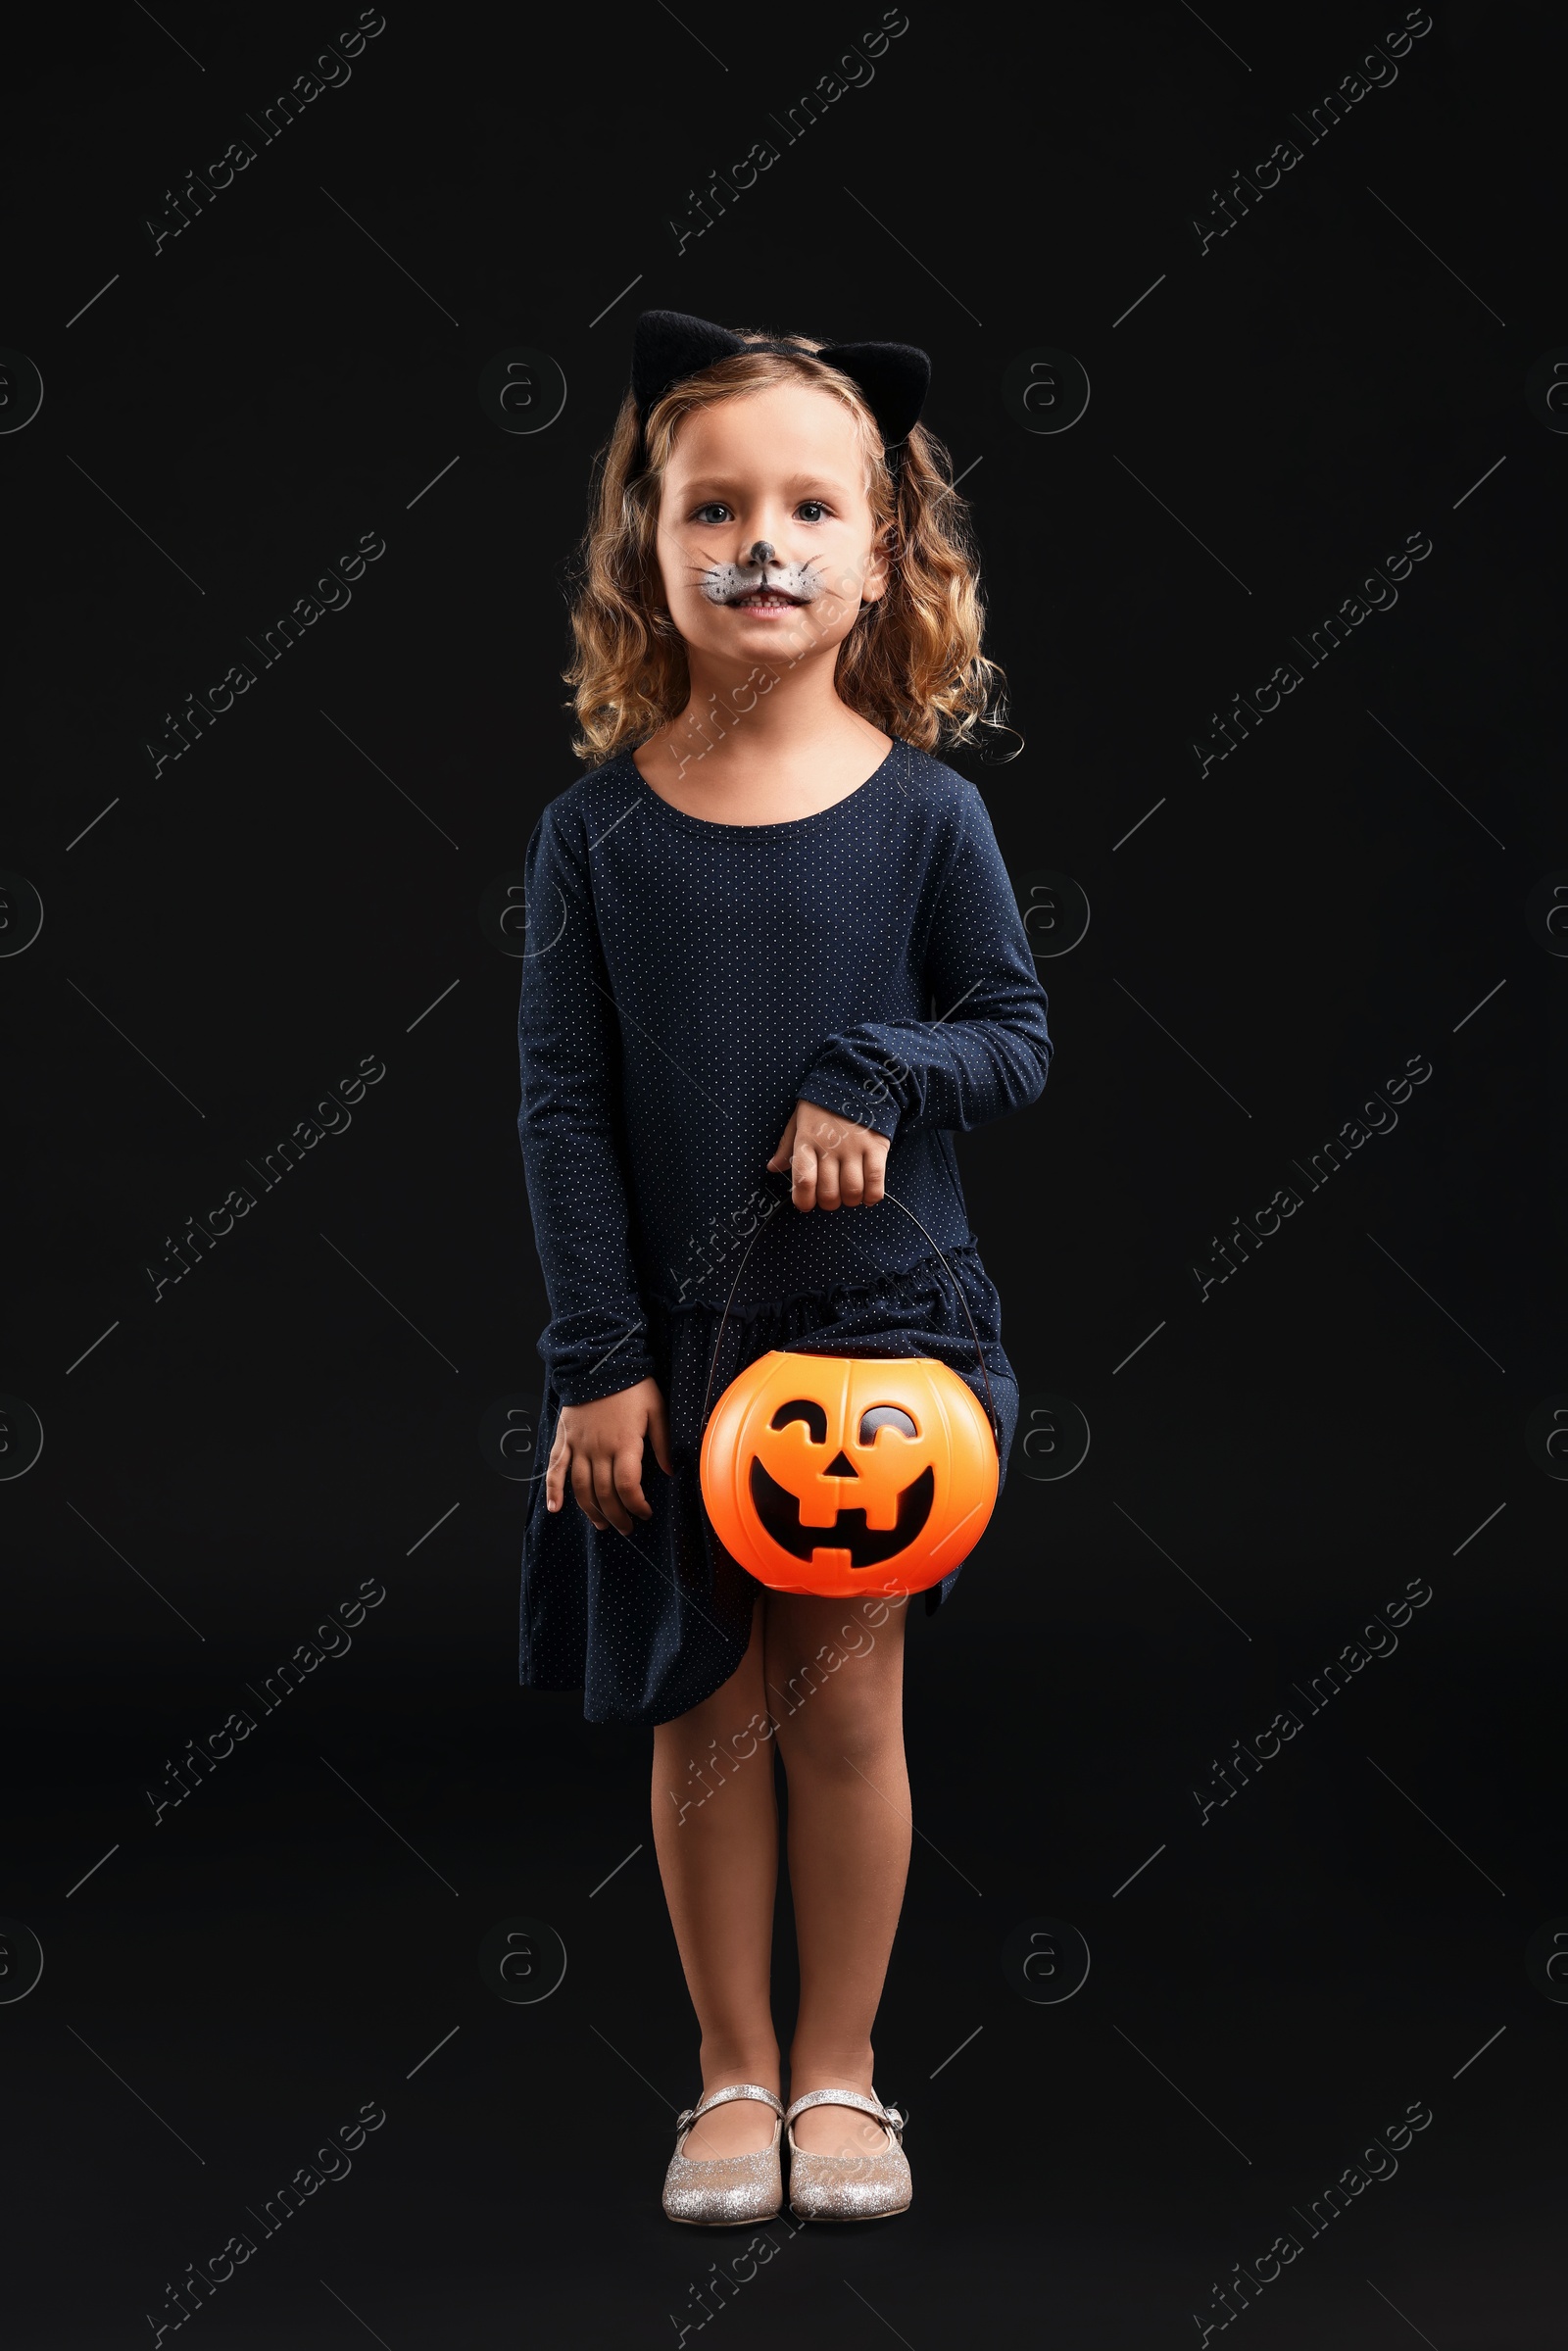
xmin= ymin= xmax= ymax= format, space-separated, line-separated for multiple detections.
xmin=690 ymin=543 xmax=827 ymax=606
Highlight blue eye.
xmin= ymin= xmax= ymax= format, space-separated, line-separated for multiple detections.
xmin=694 ymin=502 xmax=732 ymax=523
xmin=797 ymin=501 xmax=827 ymax=521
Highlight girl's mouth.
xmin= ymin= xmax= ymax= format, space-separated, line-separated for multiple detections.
xmin=727 ymin=589 xmax=804 ymax=610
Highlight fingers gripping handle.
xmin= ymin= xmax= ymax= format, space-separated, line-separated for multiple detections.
xmin=699 ymin=1178 xmax=1002 ymax=1454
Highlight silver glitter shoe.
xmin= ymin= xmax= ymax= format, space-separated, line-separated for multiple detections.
xmin=662 ymin=2083 xmax=785 ymax=2227
xmin=785 ymin=2088 xmax=911 ymax=2221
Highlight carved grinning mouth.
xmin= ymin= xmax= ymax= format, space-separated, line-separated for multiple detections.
xmin=748 ymin=1456 xmax=934 ymax=1568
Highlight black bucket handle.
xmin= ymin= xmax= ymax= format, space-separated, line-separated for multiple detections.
xmin=699 ymin=1177 xmax=1002 ymax=1454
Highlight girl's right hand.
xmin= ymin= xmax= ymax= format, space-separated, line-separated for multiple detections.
xmin=546 ymin=1377 xmax=672 ymax=1535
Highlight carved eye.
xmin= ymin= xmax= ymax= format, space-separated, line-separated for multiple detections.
xmin=858 ymin=1406 xmax=918 ymax=1444
xmin=771 ymin=1399 xmax=828 ymax=1443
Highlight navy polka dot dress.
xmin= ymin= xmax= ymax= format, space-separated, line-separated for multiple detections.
xmin=515 ymin=738 xmax=1054 ymax=1725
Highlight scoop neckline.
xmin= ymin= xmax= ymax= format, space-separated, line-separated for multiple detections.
xmin=622 ymin=738 xmax=905 ymax=836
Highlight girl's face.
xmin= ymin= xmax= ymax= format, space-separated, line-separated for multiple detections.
xmin=653 ymin=380 xmax=889 ymax=674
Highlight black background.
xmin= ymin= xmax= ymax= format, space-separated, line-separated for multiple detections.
xmin=3 ymin=2 xmax=1565 ymax=2344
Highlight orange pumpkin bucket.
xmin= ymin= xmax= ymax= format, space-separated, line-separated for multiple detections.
xmin=697 ymin=1189 xmax=1002 ymax=1598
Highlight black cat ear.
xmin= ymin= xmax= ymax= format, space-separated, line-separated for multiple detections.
xmin=816 ymin=341 xmax=931 ymax=447
xmin=632 ymin=310 xmax=747 ymax=421
xmin=629 ymin=313 xmax=932 ymax=447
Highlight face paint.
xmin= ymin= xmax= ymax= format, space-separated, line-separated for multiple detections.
xmin=694 ymin=554 xmax=824 ymax=607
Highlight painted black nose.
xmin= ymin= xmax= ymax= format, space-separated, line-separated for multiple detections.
xmin=748 ymin=540 xmax=775 ymax=566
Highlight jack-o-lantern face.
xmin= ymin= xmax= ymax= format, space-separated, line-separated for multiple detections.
xmin=751 ymin=1397 xmax=932 ymax=1568
xmin=700 ymin=1351 xmax=999 ymax=1598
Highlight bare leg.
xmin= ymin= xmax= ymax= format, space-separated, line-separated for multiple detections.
xmin=765 ymin=1591 xmax=911 ymax=2157
xmin=650 ymin=1599 xmax=781 ymax=2156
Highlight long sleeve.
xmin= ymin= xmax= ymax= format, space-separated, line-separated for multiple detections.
xmin=516 ymin=803 xmax=657 ymax=1404
xmin=793 ymin=781 xmax=1054 ymax=1142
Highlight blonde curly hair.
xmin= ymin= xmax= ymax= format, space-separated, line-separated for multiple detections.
xmin=564 ymin=332 xmax=1010 ymax=763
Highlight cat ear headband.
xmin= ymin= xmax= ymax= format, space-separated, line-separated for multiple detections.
xmin=630 ymin=309 xmax=930 ymax=461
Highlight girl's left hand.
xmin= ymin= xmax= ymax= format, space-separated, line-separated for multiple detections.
xmin=767 ymin=1098 xmax=889 ymax=1210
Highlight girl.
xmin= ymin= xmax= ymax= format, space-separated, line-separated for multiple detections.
xmin=515 ymin=310 xmax=1054 ymax=2224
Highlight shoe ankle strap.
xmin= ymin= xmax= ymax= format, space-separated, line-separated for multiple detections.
xmin=784 ymin=2087 xmax=906 ymax=2134
xmin=675 ymin=2082 xmax=784 ymax=2135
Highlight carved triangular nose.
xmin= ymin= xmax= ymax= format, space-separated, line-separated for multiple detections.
xmin=823 ymin=1450 xmax=858 ymax=1478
